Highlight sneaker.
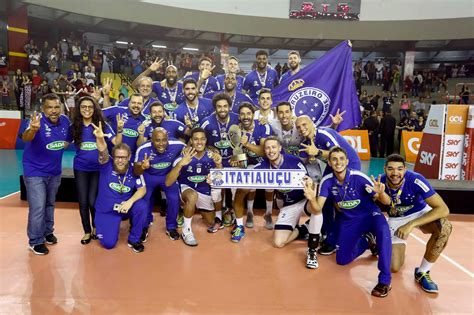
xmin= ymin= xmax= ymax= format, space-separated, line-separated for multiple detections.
xmin=207 ymin=217 xmax=224 ymax=233
xmin=223 ymin=209 xmax=235 ymax=227
xmin=245 ymin=213 xmax=254 ymax=228
xmin=140 ymin=227 xmax=149 ymax=243
xmin=263 ymin=213 xmax=274 ymax=230
xmin=317 ymin=243 xmax=337 ymax=256
xmin=371 ymin=283 xmax=391 ymax=298
xmin=182 ymin=231 xmax=198 ymax=247
xmin=29 ymin=244 xmax=49 ymax=255
xmin=231 ymin=225 xmax=245 ymax=243
xmin=166 ymin=229 xmax=180 ymax=241
xmin=364 ymin=232 xmax=378 ymax=256
xmin=177 ymin=213 xmax=184 ymax=228
xmin=91 ymin=228 xmax=98 ymax=240
xmin=414 ymin=268 xmax=439 ymax=293
xmin=45 ymin=234 xmax=58 ymax=245
xmin=306 ymin=249 xmax=319 ymax=269
xmin=128 ymin=241 xmax=145 ymax=253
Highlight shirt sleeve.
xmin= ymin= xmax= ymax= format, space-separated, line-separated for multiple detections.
xmin=413 ymin=174 xmax=436 ymax=200
xmin=318 ymin=177 xmax=330 ymax=198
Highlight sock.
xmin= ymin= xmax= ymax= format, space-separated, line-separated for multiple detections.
xmin=183 ymin=216 xmax=192 ymax=233
xmin=236 ymin=217 xmax=244 ymax=226
xmin=247 ymin=200 xmax=254 ymax=215
xmin=308 ymin=214 xmax=323 ymax=234
xmin=308 ymin=233 xmax=320 ymax=250
xmin=418 ymin=258 xmax=434 ymax=273
xmin=215 ymin=210 xmax=222 ymax=220
xmin=265 ymin=201 xmax=273 ymax=215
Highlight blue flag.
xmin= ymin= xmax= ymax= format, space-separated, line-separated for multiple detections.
xmin=272 ymin=41 xmax=361 ymax=131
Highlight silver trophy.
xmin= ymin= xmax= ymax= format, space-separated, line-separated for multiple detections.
xmin=228 ymin=124 xmax=248 ymax=167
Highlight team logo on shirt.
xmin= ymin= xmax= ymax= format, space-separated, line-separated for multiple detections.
xmin=151 ymin=162 xmax=171 ymax=169
xmin=288 ymin=87 xmax=330 ymax=127
xmin=80 ymin=142 xmax=97 ymax=151
xmin=187 ymin=175 xmax=207 ymax=183
xmin=109 ymin=183 xmax=131 ymax=193
xmin=122 ymin=128 xmax=139 ymax=137
xmin=337 ymin=199 xmax=361 ymax=209
xmin=215 ymin=140 xmax=231 ymax=149
xmin=46 ymin=141 xmax=65 ymax=151
xmin=164 ymin=103 xmax=178 ymax=112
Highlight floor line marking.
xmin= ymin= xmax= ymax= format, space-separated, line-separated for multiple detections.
xmin=0 ymin=191 xmax=20 ymax=200
xmin=410 ymin=233 xmax=474 ymax=278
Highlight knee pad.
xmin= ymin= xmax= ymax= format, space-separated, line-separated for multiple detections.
xmin=211 ymin=189 xmax=222 ymax=203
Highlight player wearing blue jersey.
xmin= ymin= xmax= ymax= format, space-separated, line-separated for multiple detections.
xmin=134 ymin=128 xmax=185 ymax=242
xmin=377 ymin=154 xmax=452 ymax=294
xmin=93 ymin=123 xmax=147 ymax=253
xmin=174 ymin=78 xmax=214 ymax=129
xmin=279 ymin=51 xmax=302 ymax=84
xmin=102 ymin=94 xmax=149 ymax=158
xmin=165 ymin=128 xmax=223 ymax=246
xmin=71 ymin=96 xmax=121 ymax=245
xmin=215 ymin=56 xmax=244 ymax=92
xmin=243 ymin=50 xmax=279 ymax=103
xmin=184 ymin=56 xmax=220 ymax=96
xmin=21 ymin=94 xmax=72 ymax=255
xmin=307 ymin=146 xmax=393 ymax=297
xmin=205 ymin=73 xmax=253 ymax=114
xmin=118 ymin=76 xmax=158 ymax=118
xmin=145 ymin=101 xmax=190 ymax=141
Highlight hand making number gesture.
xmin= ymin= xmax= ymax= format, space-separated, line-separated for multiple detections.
xmin=149 ymin=57 xmax=166 ymax=72
xmin=368 ymin=174 xmax=386 ymax=195
xmin=91 ymin=121 xmax=104 ymax=138
xmin=179 ymin=146 xmax=197 ymax=166
xmin=330 ymin=108 xmax=346 ymax=126
xmin=141 ymin=153 xmax=151 ymax=170
xmin=116 ymin=113 xmax=125 ymax=132
xmin=299 ymin=138 xmax=318 ymax=156
xmin=29 ymin=111 xmax=41 ymax=131
xmin=200 ymin=65 xmax=216 ymax=81
xmin=302 ymin=176 xmax=318 ymax=200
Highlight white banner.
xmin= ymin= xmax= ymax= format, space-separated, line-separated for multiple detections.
xmin=209 ymin=168 xmax=307 ymax=189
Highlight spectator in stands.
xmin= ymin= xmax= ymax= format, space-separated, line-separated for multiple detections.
xmin=13 ymin=69 xmax=27 ymax=112
xmin=382 ymin=91 xmax=394 ymax=113
xmin=425 ymin=72 xmax=433 ymax=98
xmin=412 ymin=96 xmax=426 ymax=117
xmin=23 ymin=39 xmax=36 ymax=56
xmin=59 ymin=38 xmax=69 ymax=61
xmin=396 ymin=116 xmax=409 ymax=143
xmin=375 ymin=59 xmax=383 ymax=86
xmin=390 ymin=67 xmax=400 ymax=97
xmin=47 ymin=47 xmax=59 ymax=69
xmin=361 ymin=110 xmax=379 ymax=157
xmin=460 ymin=84 xmax=470 ymax=104
xmin=379 ymin=110 xmax=396 ymax=158
xmin=399 ymin=93 xmax=411 ymax=120
xmin=31 ymin=69 xmax=42 ymax=106
xmin=407 ymin=111 xmax=420 ymax=131
xmin=412 ymin=71 xmax=421 ymax=97
xmin=416 ymin=115 xmax=426 ymax=131
xmin=29 ymin=48 xmax=41 ymax=72
xmin=71 ymin=41 xmax=81 ymax=63
xmin=119 ymin=81 xmax=130 ymax=99
xmin=0 ymin=47 xmax=7 ymax=77
xmin=84 ymin=66 xmax=96 ymax=87
xmin=439 ymin=74 xmax=448 ymax=94
xmin=81 ymin=50 xmax=90 ymax=68
xmin=44 ymin=66 xmax=60 ymax=88
xmin=0 ymin=80 xmax=11 ymax=109
xmin=92 ymin=50 xmax=103 ymax=85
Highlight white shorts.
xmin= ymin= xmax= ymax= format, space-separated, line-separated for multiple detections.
xmin=275 ymin=199 xmax=309 ymax=231
xmin=388 ymin=205 xmax=432 ymax=244
xmin=180 ymin=184 xmax=222 ymax=211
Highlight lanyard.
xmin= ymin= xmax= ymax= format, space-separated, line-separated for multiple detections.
xmin=166 ymin=85 xmax=177 ymax=102
xmin=186 ymin=102 xmax=199 ymax=123
xmin=257 ymin=69 xmax=267 ymax=87
xmin=217 ymin=116 xmax=230 ymax=140
xmin=388 ymin=179 xmax=405 ymax=216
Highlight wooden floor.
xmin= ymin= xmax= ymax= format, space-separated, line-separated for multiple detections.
xmin=0 ymin=192 xmax=473 ymax=315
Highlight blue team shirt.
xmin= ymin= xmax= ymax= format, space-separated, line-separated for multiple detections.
xmin=174 ymin=98 xmax=214 ymax=128
xmin=201 ymin=113 xmax=240 ymax=166
xmin=152 ymin=81 xmax=185 ymax=116
xmin=215 ymin=74 xmax=244 ymax=92
xmin=117 ymin=96 xmax=159 ymax=118
xmin=102 ymin=106 xmax=149 ymax=155
xmin=72 ymin=122 xmax=115 ymax=171
xmin=243 ymin=121 xmax=273 ymax=165
xmin=95 ymin=160 xmax=145 ymax=212
xmin=186 ymin=72 xmax=220 ymax=95
xmin=204 ymin=91 xmax=255 ymax=114
xmin=380 ymin=170 xmax=436 ymax=217
xmin=173 ymin=150 xmax=216 ymax=195
xmin=134 ymin=140 xmax=185 ymax=176
xmin=145 ymin=119 xmax=187 ymax=140
xmin=299 ymin=127 xmax=361 ymax=172
xmin=255 ymin=153 xmax=307 ymax=206
xmin=319 ymin=169 xmax=379 ymax=221
xmin=243 ymin=67 xmax=279 ymax=102
xmin=280 ymin=70 xmax=296 ymax=84
xmin=22 ymin=114 xmax=72 ymax=177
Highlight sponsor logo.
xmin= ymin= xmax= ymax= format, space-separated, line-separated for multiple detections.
xmin=445 ymin=163 xmax=459 ymax=169
xmin=408 ymin=137 xmax=421 ymax=154
xmin=80 ymin=141 xmax=97 ymax=151
xmin=449 ymin=116 xmax=464 ymax=123
xmin=151 ymin=162 xmax=171 ymax=169
xmin=447 ymin=139 xmax=461 ymax=146
xmin=444 ymin=174 xmax=458 ymax=180
xmin=414 ymin=178 xmax=430 ymax=193
xmin=289 ymin=87 xmax=330 ymax=127
xmin=215 ymin=140 xmax=231 ymax=149
xmin=428 ymin=119 xmax=439 ymax=127
xmin=187 ymin=175 xmax=207 ymax=183
xmin=446 ymin=151 xmax=460 ymax=158
xmin=419 ymin=151 xmax=436 ymax=166
xmin=122 ymin=128 xmax=139 ymax=137
xmin=164 ymin=103 xmax=178 ymax=112
xmin=109 ymin=182 xmax=131 ymax=193
xmin=46 ymin=141 xmax=65 ymax=151
xmin=343 ymin=136 xmax=368 ymax=153
xmin=211 ymin=171 xmax=224 ymax=186
xmin=337 ymin=199 xmax=360 ymax=209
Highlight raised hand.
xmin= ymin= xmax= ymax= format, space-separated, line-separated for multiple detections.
xmin=91 ymin=86 xmax=101 ymax=101
xmin=141 ymin=153 xmax=150 ymax=170
xmin=102 ymin=77 xmax=113 ymax=95
xmin=179 ymin=146 xmax=197 ymax=166
xmin=29 ymin=111 xmax=41 ymax=131
xmin=369 ymin=174 xmax=385 ymax=195
xmin=299 ymin=139 xmax=318 ymax=156
xmin=116 ymin=113 xmax=124 ymax=132
xmin=137 ymin=122 xmax=146 ymax=136
xmin=302 ymin=176 xmax=317 ymax=200
xmin=200 ymin=65 xmax=216 ymax=81
xmin=240 ymin=134 xmax=249 ymax=146
xmin=91 ymin=121 xmax=104 ymax=138
xmin=330 ymin=108 xmax=346 ymax=126
xmin=149 ymin=57 xmax=165 ymax=72
xmin=209 ymin=150 xmax=222 ymax=166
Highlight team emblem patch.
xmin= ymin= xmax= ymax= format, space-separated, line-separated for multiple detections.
xmin=289 ymin=87 xmax=330 ymax=127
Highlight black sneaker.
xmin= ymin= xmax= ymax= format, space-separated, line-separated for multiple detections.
xmin=29 ymin=244 xmax=49 ymax=255
xmin=140 ymin=228 xmax=149 ymax=243
xmin=371 ymin=282 xmax=391 ymax=298
xmin=166 ymin=229 xmax=180 ymax=241
xmin=45 ymin=234 xmax=58 ymax=245
xmin=128 ymin=241 xmax=145 ymax=253
xmin=207 ymin=217 xmax=224 ymax=233
xmin=364 ymin=232 xmax=378 ymax=256
xmin=317 ymin=243 xmax=337 ymax=256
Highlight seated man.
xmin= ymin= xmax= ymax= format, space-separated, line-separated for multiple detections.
xmin=165 ymin=128 xmax=223 ymax=246
xmin=305 ymin=146 xmax=393 ymax=297
xmin=378 ymin=154 xmax=452 ymax=294
xmin=93 ymin=122 xmax=147 ymax=253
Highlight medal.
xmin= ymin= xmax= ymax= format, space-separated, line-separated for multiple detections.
xmin=166 ymin=86 xmax=177 ymax=103
xmin=257 ymin=69 xmax=267 ymax=88
xmin=193 ymin=116 xmax=199 ymax=123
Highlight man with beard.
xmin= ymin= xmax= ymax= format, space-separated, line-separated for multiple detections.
xmin=93 ymin=123 xmax=147 ymax=253
xmin=377 ymin=154 xmax=452 ymax=294
xmin=118 ymin=76 xmax=159 ymax=118
xmin=145 ymin=101 xmax=190 ymax=141
xmin=184 ymin=56 xmax=220 ymax=96
xmin=21 ymin=94 xmax=72 ymax=255
xmin=102 ymin=93 xmax=149 ymax=158
xmin=165 ymin=128 xmax=223 ymax=246
xmin=205 ymin=73 xmax=253 ymax=114
xmin=280 ymin=51 xmax=302 ymax=83
xmin=201 ymin=93 xmax=240 ymax=231
xmin=243 ymin=50 xmax=279 ymax=103
xmin=215 ymin=56 xmax=244 ymax=91
xmin=134 ymin=128 xmax=185 ymax=242
xmin=306 ymin=146 xmax=393 ymax=297
xmin=174 ymin=78 xmax=214 ymax=129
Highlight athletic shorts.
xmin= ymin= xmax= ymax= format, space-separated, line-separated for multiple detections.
xmin=388 ymin=205 xmax=432 ymax=244
xmin=180 ymin=184 xmax=221 ymax=211
xmin=274 ymin=199 xmax=309 ymax=231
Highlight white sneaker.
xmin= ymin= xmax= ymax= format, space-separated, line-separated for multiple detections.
xmin=181 ymin=231 xmax=198 ymax=247
xmin=263 ymin=214 xmax=274 ymax=230
xmin=306 ymin=249 xmax=319 ymax=269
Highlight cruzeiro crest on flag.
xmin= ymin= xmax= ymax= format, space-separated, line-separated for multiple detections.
xmin=288 ymin=81 xmax=331 ymax=127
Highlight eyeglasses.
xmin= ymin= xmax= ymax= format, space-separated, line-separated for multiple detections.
xmin=114 ymin=156 xmax=129 ymax=160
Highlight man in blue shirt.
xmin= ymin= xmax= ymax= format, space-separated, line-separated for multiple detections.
xmin=118 ymin=76 xmax=159 ymax=118
xmin=378 ymin=154 xmax=452 ymax=294
xmin=306 ymin=146 xmax=392 ymax=298
xmin=93 ymin=122 xmax=147 ymax=253
xmin=165 ymin=128 xmax=223 ymax=246
xmin=184 ymin=56 xmax=220 ymax=96
xmin=205 ymin=73 xmax=253 ymax=114
xmin=215 ymin=56 xmax=244 ymax=92
xmin=174 ymin=78 xmax=214 ymax=129
xmin=279 ymin=51 xmax=302 ymax=83
xmin=145 ymin=101 xmax=189 ymax=141
xmin=21 ymin=94 xmax=72 ymax=255
xmin=134 ymin=128 xmax=185 ymax=241
xmin=243 ymin=50 xmax=279 ymax=103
